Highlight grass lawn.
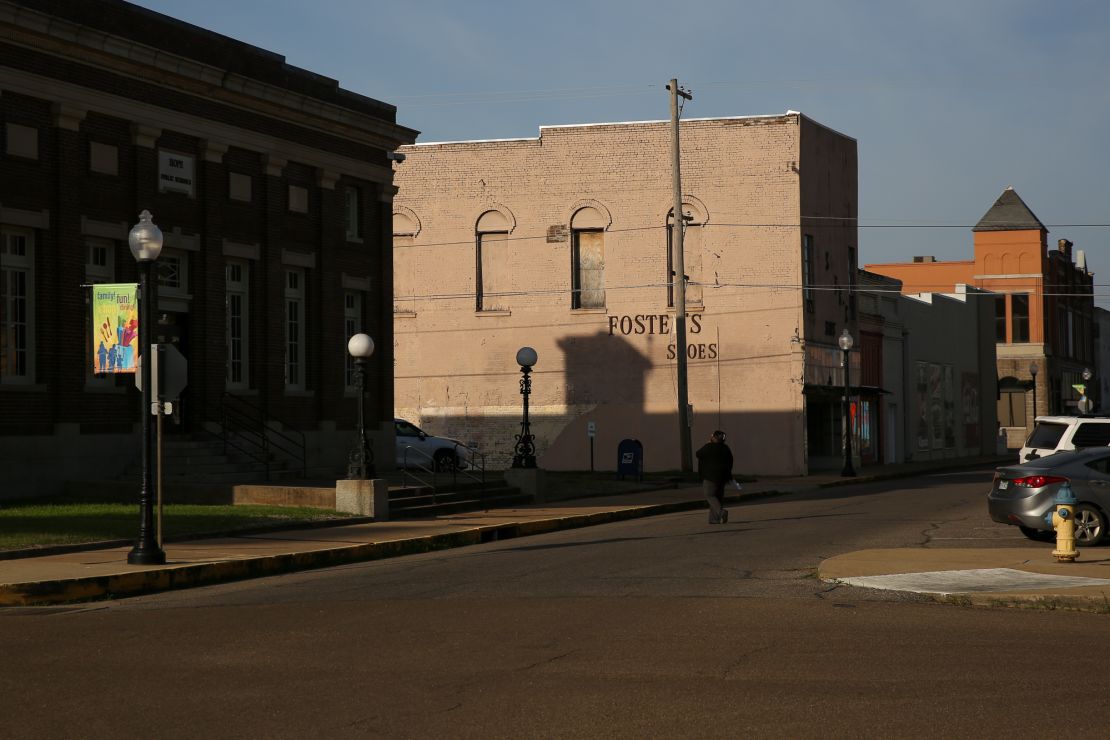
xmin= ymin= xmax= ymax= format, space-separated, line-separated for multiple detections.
xmin=0 ymin=501 xmax=352 ymax=551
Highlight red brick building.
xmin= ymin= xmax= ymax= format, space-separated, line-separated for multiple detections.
xmin=867 ymin=187 xmax=1097 ymax=446
xmin=0 ymin=0 xmax=416 ymax=497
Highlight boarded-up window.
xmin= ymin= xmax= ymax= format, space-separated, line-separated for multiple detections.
xmin=573 ymin=230 xmax=605 ymax=309
xmin=393 ymin=211 xmax=418 ymax=314
xmin=476 ymin=210 xmax=510 ymax=311
xmin=478 ymin=232 xmax=509 ymax=310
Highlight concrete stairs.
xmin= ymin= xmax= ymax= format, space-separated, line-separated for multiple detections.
xmin=386 ymin=478 xmax=533 ymax=518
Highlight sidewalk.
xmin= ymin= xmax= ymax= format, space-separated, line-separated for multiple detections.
xmin=7 ymin=454 xmax=1109 ymax=609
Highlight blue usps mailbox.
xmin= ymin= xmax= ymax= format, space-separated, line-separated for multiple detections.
xmin=616 ymin=439 xmax=643 ymax=481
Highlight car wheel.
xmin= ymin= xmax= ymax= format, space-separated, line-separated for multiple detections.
xmin=1074 ymin=504 xmax=1107 ymax=546
xmin=1018 ymin=525 xmax=1053 ymax=542
xmin=434 ymin=450 xmax=458 ymax=472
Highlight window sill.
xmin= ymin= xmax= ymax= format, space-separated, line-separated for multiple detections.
xmin=84 ymin=383 xmax=127 ymax=394
xmin=394 ymin=310 xmax=417 ymax=318
xmin=346 ymin=235 xmax=364 ymax=245
xmin=476 ymin=309 xmax=510 ymax=317
xmin=0 ymin=382 xmax=47 ymax=392
xmin=284 ymin=389 xmax=315 ymax=398
xmin=571 ymin=308 xmax=607 ymax=314
xmin=226 ymin=387 xmax=258 ymax=396
xmin=666 ymin=305 xmax=704 ymax=313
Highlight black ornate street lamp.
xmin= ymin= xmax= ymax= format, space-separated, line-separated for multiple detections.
xmin=1029 ymin=361 xmax=1039 ymax=421
xmin=347 ymin=333 xmax=376 ymax=479
xmin=511 ymin=346 xmax=538 ymax=468
xmin=127 ymin=210 xmax=166 ymax=565
xmin=839 ymin=329 xmax=856 ymax=478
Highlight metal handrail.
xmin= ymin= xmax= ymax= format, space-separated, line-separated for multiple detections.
xmin=401 ymin=445 xmax=438 ymax=500
xmin=219 ymin=393 xmax=307 ymax=480
xmin=451 ymin=441 xmax=487 ymax=488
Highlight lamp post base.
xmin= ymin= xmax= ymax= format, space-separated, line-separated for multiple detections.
xmin=511 ymin=455 xmax=537 ymax=469
xmin=127 ymin=546 xmax=166 ymax=565
xmin=840 ymin=463 xmax=856 ymax=478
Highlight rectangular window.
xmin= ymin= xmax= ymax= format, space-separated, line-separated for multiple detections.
xmin=393 ymin=234 xmax=415 ymax=314
xmin=344 ymin=186 xmax=361 ymax=241
xmin=1011 ymin=293 xmax=1029 ymax=343
xmin=285 ymin=269 xmax=305 ymax=390
xmin=85 ymin=240 xmax=115 ymax=386
xmin=344 ymin=291 xmax=363 ymax=389
xmin=157 ymin=252 xmax=188 ymax=295
xmin=994 ymin=295 xmax=1007 ymax=342
xmin=572 ymin=229 xmax=605 ymax=309
xmin=226 ymin=261 xmax=250 ymax=389
xmin=1 ymin=230 xmax=34 ymax=382
xmin=89 ymin=142 xmax=118 ymax=176
xmin=288 ymin=185 xmax=309 ymax=214
xmin=6 ymin=123 xmax=38 ymax=159
xmin=228 ymin=172 xmax=252 ymax=202
xmin=997 ymin=390 xmax=1027 ymax=427
xmin=802 ymin=234 xmax=815 ymax=313
xmin=477 ymin=231 xmax=508 ymax=311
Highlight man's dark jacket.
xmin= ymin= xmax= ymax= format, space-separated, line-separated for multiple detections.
xmin=696 ymin=441 xmax=734 ymax=484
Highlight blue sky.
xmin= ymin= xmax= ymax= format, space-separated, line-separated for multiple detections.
xmin=133 ymin=0 xmax=1109 ymax=293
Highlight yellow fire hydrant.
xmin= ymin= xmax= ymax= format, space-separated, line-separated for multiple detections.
xmin=1044 ymin=482 xmax=1079 ymax=563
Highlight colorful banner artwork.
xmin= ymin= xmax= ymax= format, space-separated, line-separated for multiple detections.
xmin=90 ymin=283 xmax=139 ymax=374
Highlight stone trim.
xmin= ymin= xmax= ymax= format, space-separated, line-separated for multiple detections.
xmin=131 ymin=123 xmax=162 ymax=148
xmin=80 ymin=217 xmax=128 ymax=240
xmin=0 ymin=2 xmax=417 ymax=147
xmin=52 ymin=102 xmax=86 ymax=131
xmin=163 ymin=228 xmax=199 ymax=252
xmin=223 ymin=239 xmax=260 ymax=261
xmin=282 ymin=249 xmax=316 ymax=269
xmin=265 ymin=155 xmax=288 ymax=177
xmin=203 ymin=141 xmax=228 ymax=163
xmin=341 ymin=274 xmax=370 ymax=291
xmin=0 ymin=205 xmax=50 ymax=229
xmin=3 ymin=71 xmax=397 ymax=185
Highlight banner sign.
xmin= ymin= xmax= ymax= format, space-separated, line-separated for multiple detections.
xmin=91 ymin=283 xmax=139 ymax=374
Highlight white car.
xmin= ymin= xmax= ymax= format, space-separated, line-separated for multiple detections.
xmin=394 ymin=418 xmax=467 ymax=471
xmin=1019 ymin=415 xmax=1110 ymax=463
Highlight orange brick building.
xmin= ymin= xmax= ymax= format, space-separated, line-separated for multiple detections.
xmin=867 ymin=187 xmax=1096 ymax=446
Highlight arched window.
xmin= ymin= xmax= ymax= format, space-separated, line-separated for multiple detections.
xmin=667 ymin=207 xmax=704 ymax=307
xmin=393 ymin=211 xmax=418 ymax=314
xmin=476 ymin=210 xmax=510 ymax=311
xmin=571 ymin=207 xmax=606 ymax=309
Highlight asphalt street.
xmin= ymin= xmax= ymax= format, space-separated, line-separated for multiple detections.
xmin=5 ymin=469 xmax=1110 ymax=739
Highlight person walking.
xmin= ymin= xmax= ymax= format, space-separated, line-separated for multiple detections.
xmin=696 ymin=430 xmax=734 ymax=524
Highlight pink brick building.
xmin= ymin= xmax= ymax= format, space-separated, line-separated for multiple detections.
xmin=392 ymin=113 xmax=860 ymax=475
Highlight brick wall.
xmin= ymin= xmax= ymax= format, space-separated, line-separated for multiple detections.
xmin=393 ymin=115 xmax=858 ymax=474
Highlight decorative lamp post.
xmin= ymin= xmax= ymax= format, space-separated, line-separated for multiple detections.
xmin=512 ymin=346 xmax=538 ymax=468
xmin=839 ymin=329 xmax=856 ymax=478
xmin=127 ymin=210 xmax=166 ymax=565
xmin=1029 ymin=362 xmax=1039 ymax=421
xmin=347 ymin=333 xmax=375 ymax=479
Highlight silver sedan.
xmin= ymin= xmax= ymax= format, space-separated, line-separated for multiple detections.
xmin=987 ymin=447 xmax=1110 ymax=545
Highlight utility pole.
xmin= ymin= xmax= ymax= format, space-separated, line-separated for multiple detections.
xmin=668 ymin=78 xmax=693 ymax=473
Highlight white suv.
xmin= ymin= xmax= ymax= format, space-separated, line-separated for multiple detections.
xmin=394 ymin=418 xmax=468 ymax=471
xmin=1019 ymin=415 xmax=1110 ymax=463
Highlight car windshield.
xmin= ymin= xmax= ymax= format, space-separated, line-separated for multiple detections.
xmin=1026 ymin=422 xmax=1068 ymax=449
xmin=395 ymin=421 xmax=423 ymax=437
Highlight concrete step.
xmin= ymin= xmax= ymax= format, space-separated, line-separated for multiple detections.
xmin=392 ymin=491 xmax=534 ymax=517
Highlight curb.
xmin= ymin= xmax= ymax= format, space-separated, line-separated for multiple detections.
xmin=0 ymin=490 xmax=791 ymax=607
xmin=1 ymin=459 xmax=1005 ymax=606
